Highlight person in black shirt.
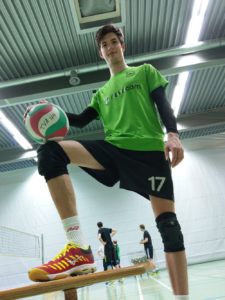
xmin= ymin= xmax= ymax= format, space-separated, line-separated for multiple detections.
xmin=139 ymin=224 xmax=153 ymax=259
xmin=97 ymin=221 xmax=117 ymax=270
xmin=139 ymin=224 xmax=157 ymax=271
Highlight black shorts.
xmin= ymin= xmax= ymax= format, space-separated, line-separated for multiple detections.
xmin=78 ymin=140 xmax=174 ymax=201
xmin=145 ymin=246 xmax=154 ymax=259
xmin=104 ymin=245 xmax=117 ymax=267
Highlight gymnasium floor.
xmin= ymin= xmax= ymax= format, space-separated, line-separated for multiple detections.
xmin=13 ymin=260 xmax=225 ymax=300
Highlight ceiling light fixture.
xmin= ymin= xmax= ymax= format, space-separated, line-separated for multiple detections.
xmin=171 ymin=72 xmax=189 ymax=117
xmin=185 ymin=0 xmax=209 ymax=45
xmin=0 ymin=111 xmax=32 ymax=150
xmin=171 ymin=0 xmax=209 ymax=117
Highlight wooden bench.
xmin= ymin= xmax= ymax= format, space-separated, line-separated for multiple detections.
xmin=0 ymin=262 xmax=151 ymax=300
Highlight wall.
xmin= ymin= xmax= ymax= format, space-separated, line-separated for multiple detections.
xmin=0 ymin=145 xmax=225 ymax=289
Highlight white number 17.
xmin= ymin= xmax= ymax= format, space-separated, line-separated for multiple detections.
xmin=148 ymin=176 xmax=166 ymax=192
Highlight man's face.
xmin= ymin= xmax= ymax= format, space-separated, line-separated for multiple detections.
xmin=99 ymin=32 xmax=125 ymax=65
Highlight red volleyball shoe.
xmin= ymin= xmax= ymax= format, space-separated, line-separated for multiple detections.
xmin=28 ymin=242 xmax=96 ymax=281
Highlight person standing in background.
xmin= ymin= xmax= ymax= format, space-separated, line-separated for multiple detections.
xmin=97 ymin=245 xmax=107 ymax=271
xmin=97 ymin=222 xmax=117 ymax=270
xmin=139 ymin=224 xmax=157 ymax=272
xmin=113 ymin=240 xmax=121 ymax=268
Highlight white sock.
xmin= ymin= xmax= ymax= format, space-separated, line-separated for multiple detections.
xmin=62 ymin=216 xmax=87 ymax=247
xmin=174 ymin=296 xmax=189 ymax=300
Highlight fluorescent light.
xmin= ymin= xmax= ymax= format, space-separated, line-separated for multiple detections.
xmin=21 ymin=149 xmax=38 ymax=161
xmin=171 ymin=72 xmax=189 ymax=117
xmin=171 ymin=0 xmax=209 ymax=117
xmin=22 ymin=150 xmax=37 ymax=159
xmin=177 ymin=54 xmax=203 ymax=68
xmin=0 ymin=111 xmax=33 ymax=150
xmin=185 ymin=0 xmax=209 ymax=45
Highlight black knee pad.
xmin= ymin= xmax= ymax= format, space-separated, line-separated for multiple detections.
xmin=156 ymin=212 xmax=185 ymax=252
xmin=37 ymin=141 xmax=70 ymax=182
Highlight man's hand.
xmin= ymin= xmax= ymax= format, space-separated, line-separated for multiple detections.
xmin=164 ymin=132 xmax=184 ymax=167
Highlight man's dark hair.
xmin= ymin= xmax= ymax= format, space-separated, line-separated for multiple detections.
xmin=95 ymin=24 xmax=124 ymax=49
xmin=97 ymin=221 xmax=103 ymax=228
xmin=139 ymin=224 xmax=145 ymax=230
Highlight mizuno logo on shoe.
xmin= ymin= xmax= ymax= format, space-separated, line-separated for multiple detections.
xmin=67 ymin=259 xmax=78 ymax=266
xmin=66 ymin=255 xmax=90 ymax=266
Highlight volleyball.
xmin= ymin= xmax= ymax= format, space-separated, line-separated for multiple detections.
xmin=24 ymin=101 xmax=69 ymax=144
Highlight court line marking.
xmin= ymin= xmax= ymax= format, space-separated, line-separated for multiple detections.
xmin=204 ymin=297 xmax=225 ymax=300
xmin=149 ymin=275 xmax=172 ymax=292
xmin=136 ymin=278 xmax=144 ymax=300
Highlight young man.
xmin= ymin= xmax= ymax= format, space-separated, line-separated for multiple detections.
xmin=28 ymin=24 xmax=189 ymax=299
xmin=139 ymin=224 xmax=157 ymax=271
xmin=97 ymin=222 xmax=117 ymax=270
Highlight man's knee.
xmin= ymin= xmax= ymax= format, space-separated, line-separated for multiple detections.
xmin=156 ymin=212 xmax=185 ymax=252
xmin=37 ymin=141 xmax=70 ymax=181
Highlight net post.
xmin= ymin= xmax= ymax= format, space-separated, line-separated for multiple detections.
xmin=41 ymin=233 xmax=44 ymax=264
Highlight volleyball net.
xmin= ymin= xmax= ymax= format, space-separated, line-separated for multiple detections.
xmin=0 ymin=225 xmax=41 ymax=258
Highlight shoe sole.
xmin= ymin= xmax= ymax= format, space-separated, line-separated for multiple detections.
xmin=29 ymin=266 xmax=97 ymax=282
xmin=71 ymin=267 xmax=97 ymax=276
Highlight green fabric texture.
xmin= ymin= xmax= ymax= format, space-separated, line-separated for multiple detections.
xmin=114 ymin=244 xmax=120 ymax=260
xmin=89 ymin=64 xmax=168 ymax=151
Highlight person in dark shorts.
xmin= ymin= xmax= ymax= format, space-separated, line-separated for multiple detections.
xmin=28 ymin=23 xmax=189 ymax=300
xmin=113 ymin=240 xmax=121 ymax=268
xmin=113 ymin=240 xmax=124 ymax=283
xmin=97 ymin=221 xmax=117 ymax=270
xmin=139 ymin=224 xmax=154 ymax=259
xmin=139 ymin=224 xmax=157 ymax=272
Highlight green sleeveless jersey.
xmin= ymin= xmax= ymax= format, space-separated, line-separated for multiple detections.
xmin=89 ymin=64 xmax=168 ymax=151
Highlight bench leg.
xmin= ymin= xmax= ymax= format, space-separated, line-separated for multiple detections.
xmin=64 ymin=288 xmax=78 ymax=300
